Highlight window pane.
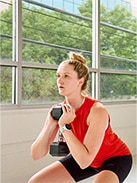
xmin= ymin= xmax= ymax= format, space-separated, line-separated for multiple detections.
xmin=1 ymin=35 xmax=12 ymax=60
xmin=22 ymin=42 xmax=92 ymax=67
xmin=100 ymin=0 xmax=136 ymax=66
xmin=100 ymin=0 xmax=134 ymax=25
xmin=0 ymin=1 xmax=12 ymax=60
xmin=22 ymin=43 xmax=68 ymax=64
xmin=27 ymin=0 xmax=87 ymax=14
xmin=0 ymin=66 xmax=12 ymax=104
xmin=100 ymin=55 xmax=136 ymax=71
xmin=100 ymin=73 xmax=137 ymax=100
xmin=22 ymin=1 xmax=92 ymax=63
xmin=22 ymin=68 xmax=63 ymax=104
xmin=100 ymin=25 xmax=136 ymax=61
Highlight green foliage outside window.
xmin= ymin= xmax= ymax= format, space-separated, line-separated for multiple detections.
xmin=0 ymin=0 xmax=136 ymax=104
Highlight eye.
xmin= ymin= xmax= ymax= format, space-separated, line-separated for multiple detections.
xmin=56 ymin=73 xmax=60 ymax=78
xmin=64 ymin=74 xmax=69 ymax=78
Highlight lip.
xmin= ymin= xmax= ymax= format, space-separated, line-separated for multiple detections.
xmin=58 ymin=85 xmax=64 ymax=89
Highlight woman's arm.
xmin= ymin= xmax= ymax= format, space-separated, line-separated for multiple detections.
xmin=31 ymin=108 xmax=59 ymax=160
xmin=59 ymin=102 xmax=108 ymax=169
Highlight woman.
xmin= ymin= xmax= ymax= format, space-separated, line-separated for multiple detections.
xmin=28 ymin=52 xmax=132 ymax=183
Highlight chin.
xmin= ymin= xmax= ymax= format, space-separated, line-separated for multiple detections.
xmin=59 ymin=91 xmax=65 ymax=96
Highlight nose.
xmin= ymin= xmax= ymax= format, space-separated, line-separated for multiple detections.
xmin=57 ymin=76 xmax=64 ymax=84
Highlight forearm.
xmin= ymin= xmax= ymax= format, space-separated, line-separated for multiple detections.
xmin=31 ymin=122 xmax=58 ymax=160
xmin=62 ymin=130 xmax=94 ymax=169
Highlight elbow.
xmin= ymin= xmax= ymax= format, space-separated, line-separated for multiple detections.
xmin=31 ymin=149 xmax=40 ymax=160
xmin=31 ymin=152 xmax=42 ymax=160
xmin=78 ymin=153 xmax=94 ymax=169
xmin=79 ymin=162 xmax=90 ymax=170
xmin=31 ymin=149 xmax=46 ymax=161
xmin=78 ymin=158 xmax=92 ymax=169
xmin=31 ymin=144 xmax=47 ymax=160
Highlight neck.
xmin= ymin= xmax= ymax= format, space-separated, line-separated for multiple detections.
xmin=65 ymin=94 xmax=85 ymax=110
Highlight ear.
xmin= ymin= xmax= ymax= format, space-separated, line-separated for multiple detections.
xmin=79 ymin=78 xmax=84 ymax=86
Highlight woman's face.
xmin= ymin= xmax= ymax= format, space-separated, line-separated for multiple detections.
xmin=56 ymin=63 xmax=83 ymax=97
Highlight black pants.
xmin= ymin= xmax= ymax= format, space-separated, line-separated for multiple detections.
xmin=59 ymin=154 xmax=132 ymax=182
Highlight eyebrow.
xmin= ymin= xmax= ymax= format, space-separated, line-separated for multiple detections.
xmin=56 ymin=72 xmax=71 ymax=75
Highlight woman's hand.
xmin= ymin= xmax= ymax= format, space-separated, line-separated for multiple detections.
xmin=45 ymin=106 xmax=59 ymax=127
xmin=58 ymin=104 xmax=76 ymax=127
xmin=31 ymin=106 xmax=59 ymax=160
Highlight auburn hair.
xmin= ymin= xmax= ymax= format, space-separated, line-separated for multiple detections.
xmin=61 ymin=52 xmax=89 ymax=94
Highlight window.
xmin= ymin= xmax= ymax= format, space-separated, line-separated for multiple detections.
xmin=0 ymin=66 xmax=13 ymax=104
xmin=100 ymin=73 xmax=136 ymax=100
xmin=22 ymin=68 xmax=62 ymax=104
xmin=0 ymin=0 xmax=136 ymax=108
xmin=100 ymin=0 xmax=137 ymax=101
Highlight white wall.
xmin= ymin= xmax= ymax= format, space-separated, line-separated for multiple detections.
xmin=1 ymin=103 xmax=136 ymax=183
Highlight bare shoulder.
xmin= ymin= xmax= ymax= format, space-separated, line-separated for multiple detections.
xmin=90 ymin=101 xmax=108 ymax=112
xmin=87 ymin=102 xmax=108 ymax=126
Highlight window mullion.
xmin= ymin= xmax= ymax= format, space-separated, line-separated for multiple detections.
xmin=12 ymin=0 xmax=22 ymax=106
xmin=92 ymin=0 xmax=100 ymax=99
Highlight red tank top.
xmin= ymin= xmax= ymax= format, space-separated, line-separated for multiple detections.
xmin=70 ymin=97 xmax=131 ymax=168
